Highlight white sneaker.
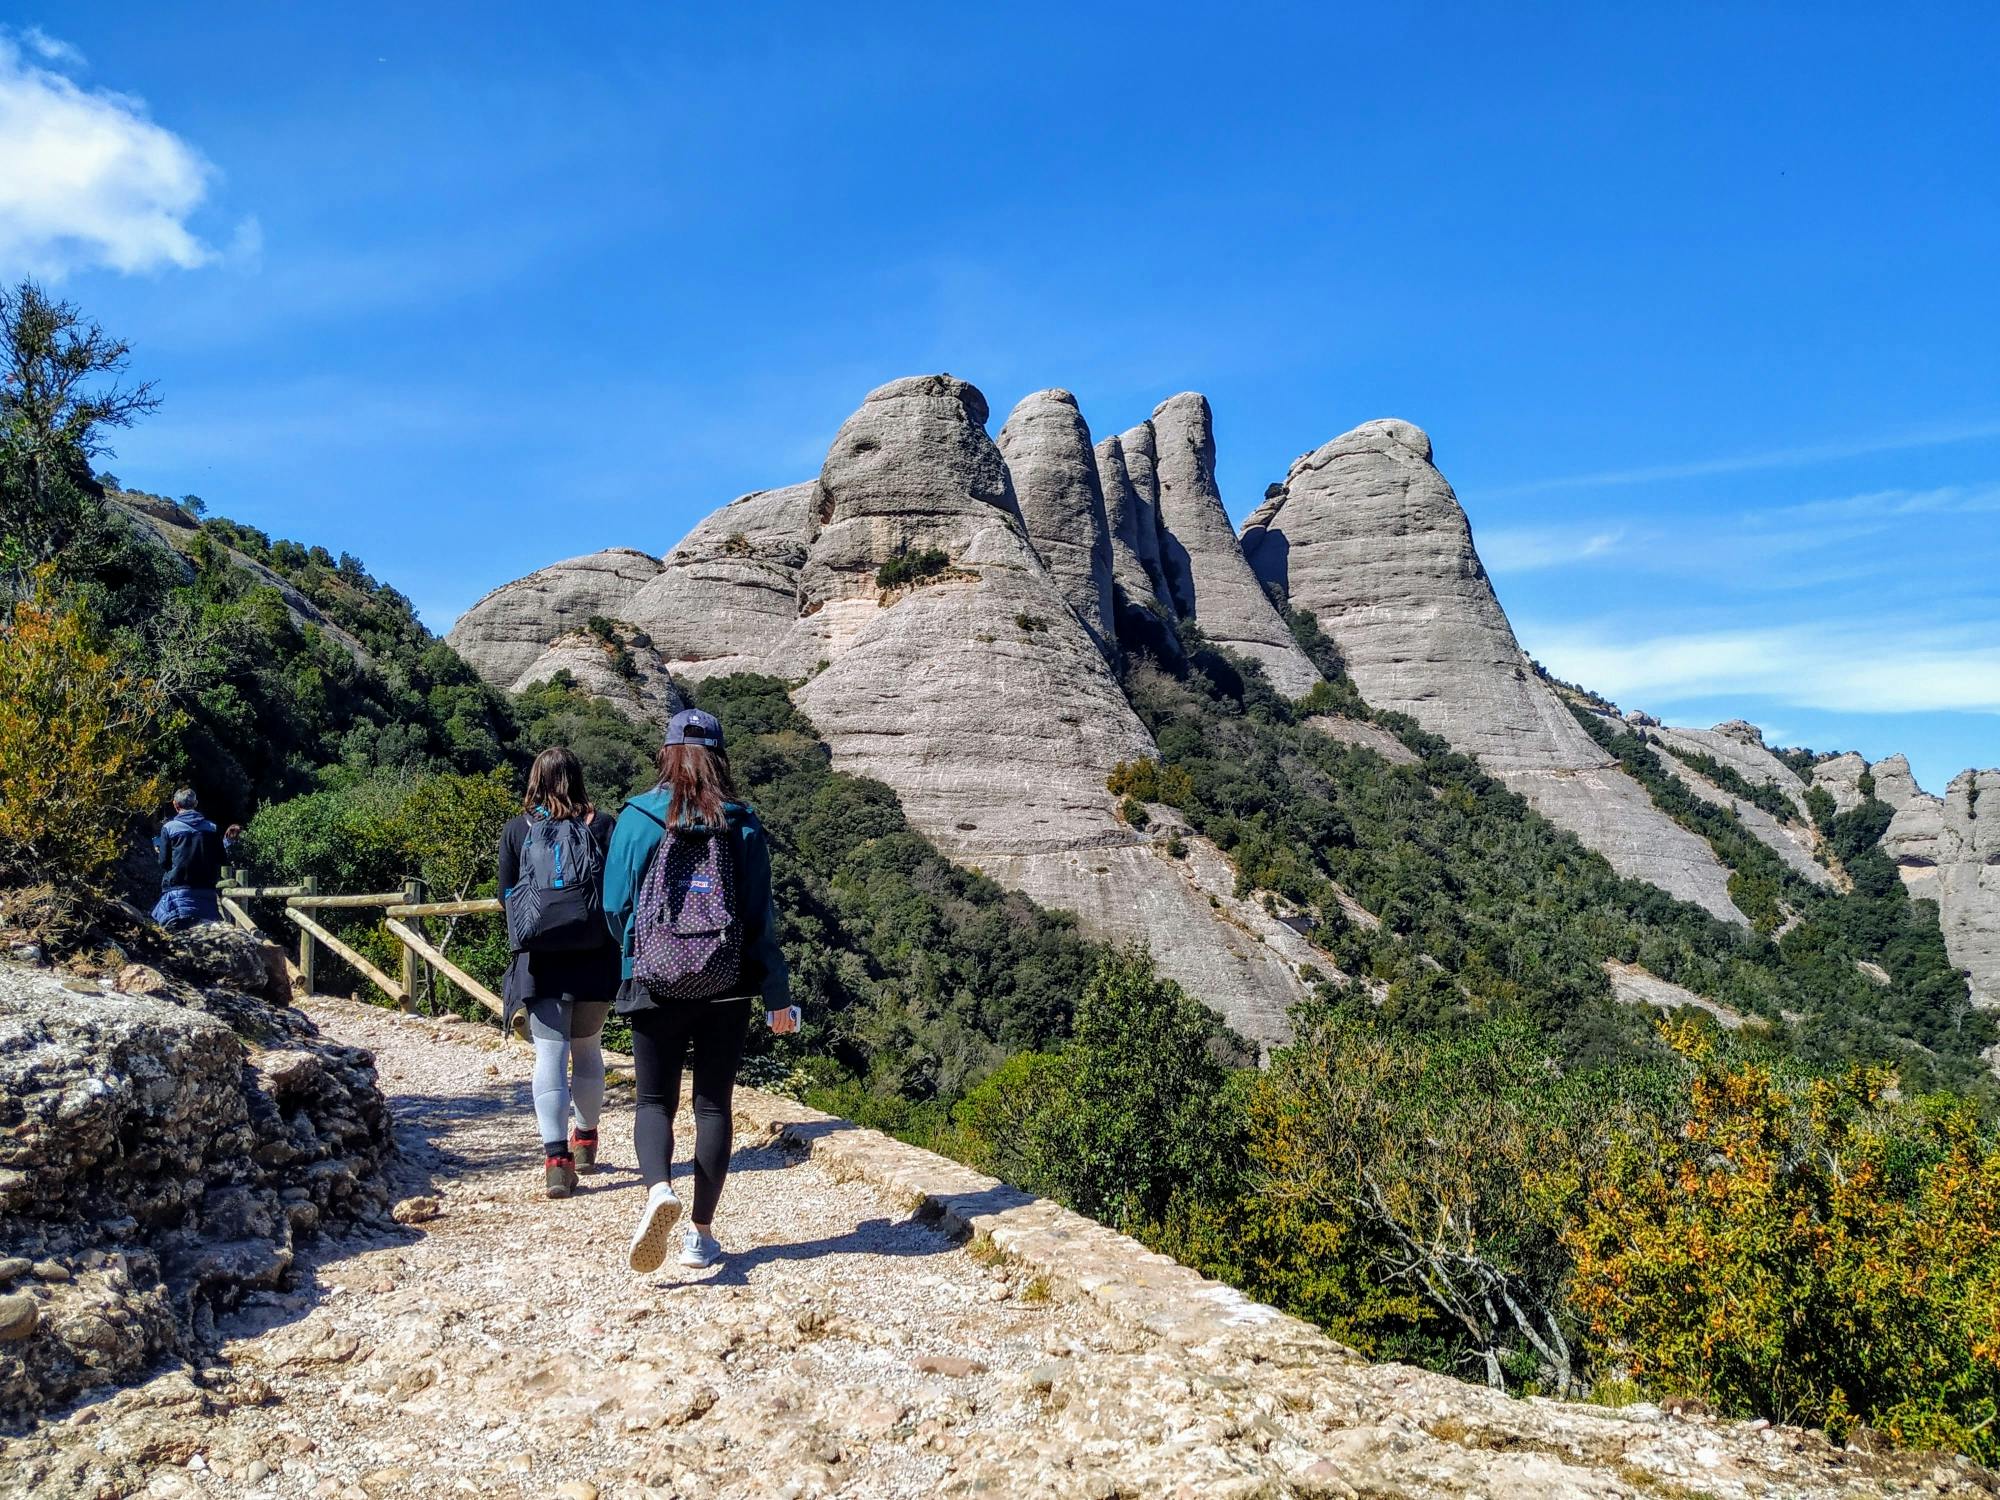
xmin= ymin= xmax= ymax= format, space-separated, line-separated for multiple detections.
xmin=629 ymin=1182 xmax=683 ymax=1273
xmin=678 ymin=1224 xmax=722 ymax=1269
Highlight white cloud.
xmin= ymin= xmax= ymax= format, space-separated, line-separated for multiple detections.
xmin=0 ymin=32 xmax=217 ymax=276
xmin=1478 ymin=525 xmax=1628 ymax=573
xmin=1524 ymin=620 xmax=2000 ymax=717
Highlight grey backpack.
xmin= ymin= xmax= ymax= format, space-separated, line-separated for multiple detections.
xmin=507 ymin=815 xmax=604 ymax=953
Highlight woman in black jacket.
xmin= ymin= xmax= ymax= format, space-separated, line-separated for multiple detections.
xmin=498 ymin=747 xmax=620 ymax=1199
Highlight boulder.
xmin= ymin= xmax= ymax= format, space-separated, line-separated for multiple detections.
xmin=446 ymin=547 xmax=663 ymax=688
xmin=1147 ymin=394 xmax=1321 ymax=697
xmin=625 ymin=482 xmax=819 ymax=684
xmin=996 ymin=390 xmax=1118 ymax=660
xmin=0 ymin=959 xmax=390 ymax=1415
xmin=1247 ymin=418 xmax=1743 ymax=923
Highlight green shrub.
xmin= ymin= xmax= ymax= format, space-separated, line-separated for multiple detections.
xmin=875 ymin=547 xmax=949 ymax=590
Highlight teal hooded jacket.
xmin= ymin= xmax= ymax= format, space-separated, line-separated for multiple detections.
xmin=601 ymin=787 xmax=789 ymax=1013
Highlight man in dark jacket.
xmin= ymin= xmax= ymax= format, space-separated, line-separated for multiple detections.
xmin=152 ymin=789 xmax=224 ymax=930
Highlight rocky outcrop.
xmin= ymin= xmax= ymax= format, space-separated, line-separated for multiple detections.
xmin=1939 ymin=770 xmax=2000 ymax=1010
xmin=446 ymin=548 xmax=664 ymax=688
xmin=1092 ymin=433 xmax=1172 ymax=624
xmin=1651 ymin=721 xmax=1812 ymax=818
xmin=790 ymin=377 xmax=1310 ymax=1044
xmin=625 ymin=483 xmax=819 ymax=683
xmin=996 ymin=390 xmax=1117 ymax=660
xmin=509 ymin=629 xmax=687 ymax=725
xmin=1813 ymin=752 xmax=1871 ymax=815
xmin=1246 ymin=418 xmax=1744 ymax=923
xmin=1306 ymin=714 xmax=1420 ymax=767
xmin=1147 ymin=394 xmax=1321 ymax=697
xmin=0 ymin=938 xmax=390 ymax=1416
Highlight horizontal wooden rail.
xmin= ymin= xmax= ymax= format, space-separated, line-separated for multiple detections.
xmin=220 ymin=884 xmax=311 ymax=899
xmin=220 ymin=896 xmax=259 ymax=933
xmin=285 ymin=907 xmax=406 ymax=1005
xmin=385 ymin=898 xmax=503 ymax=919
xmin=290 ymin=891 xmax=409 ymax=910
xmin=385 ymin=918 xmax=507 ymax=1023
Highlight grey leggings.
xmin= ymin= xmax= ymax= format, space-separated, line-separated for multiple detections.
xmin=526 ymin=998 xmax=611 ymax=1154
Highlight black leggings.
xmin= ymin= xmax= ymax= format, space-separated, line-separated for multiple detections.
xmin=628 ymin=1000 xmax=749 ymax=1223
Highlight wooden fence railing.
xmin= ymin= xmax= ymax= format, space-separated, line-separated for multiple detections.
xmin=217 ymin=866 xmax=519 ymax=1032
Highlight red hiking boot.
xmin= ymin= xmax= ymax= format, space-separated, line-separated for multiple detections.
xmin=570 ymin=1127 xmax=599 ymax=1172
xmin=544 ymin=1153 xmax=578 ymax=1199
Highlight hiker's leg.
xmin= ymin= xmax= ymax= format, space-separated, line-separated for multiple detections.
xmin=629 ymin=1006 xmax=691 ymax=1189
xmin=568 ymin=1000 xmax=611 ymax=1133
xmin=686 ymin=1000 xmax=749 ymax=1225
xmin=525 ymin=998 xmax=575 ymax=1156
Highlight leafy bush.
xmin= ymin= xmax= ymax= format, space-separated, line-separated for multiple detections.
xmin=1568 ymin=1025 xmax=2000 ymax=1460
xmin=0 ymin=575 xmax=176 ymax=886
xmin=875 ymin=546 xmax=950 ymax=590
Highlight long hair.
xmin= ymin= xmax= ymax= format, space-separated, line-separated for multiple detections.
xmin=524 ymin=746 xmax=592 ymax=820
xmin=656 ymin=743 xmax=737 ymax=830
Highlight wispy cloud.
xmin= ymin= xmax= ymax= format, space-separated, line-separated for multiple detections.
xmin=1482 ymin=419 xmax=2000 ymax=499
xmin=1525 ymin=619 xmax=2000 ymax=717
xmin=1478 ymin=525 xmax=1629 ymax=572
xmin=20 ymin=26 xmax=84 ymax=68
xmin=0 ymin=31 xmax=218 ymax=276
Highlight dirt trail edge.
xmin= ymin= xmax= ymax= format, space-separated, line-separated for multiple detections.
xmin=5 ymin=995 xmax=1992 ymax=1500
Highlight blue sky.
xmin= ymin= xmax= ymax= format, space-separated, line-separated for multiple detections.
xmin=6 ymin=5 xmax=1996 ymax=792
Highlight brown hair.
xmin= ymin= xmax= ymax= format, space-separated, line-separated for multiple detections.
xmin=524 ymin=746 xmax=592 ymax=821
xmin=656 ymin=743 xmax=737 ymax=829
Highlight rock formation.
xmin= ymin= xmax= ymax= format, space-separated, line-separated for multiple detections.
xmin=1092 ymin=432 xmax=1172 ymax=625
xmin=1811 ymin=752 xmax=1871 ymax=815
xmin=1639 ymin=722 xmax=1825 ymax=884
xmin=1245 ymin=418 xmax=1744 ymax=923
xmin=995 ymin=390 xmax=1117 ymax=659
xmin=1650 ymin=721 xmax=1813 ymax=818
xmin=788 ymin=377 xmax=1308 ymax=1043
xmin=0 ymin=931 xmax=390 ymax=1416
xmin=1939 ymin=770 xmax=2000 ymax=1010
xmin=1146 ymin=394 xmax=1322 ymax=697
xmin=625 ymin=483 xmax=820 ymax=683
xmin=448 ymin=548 xmax=664 ymax=689
xmin=510 ymin=629 xmax=687 ymax=724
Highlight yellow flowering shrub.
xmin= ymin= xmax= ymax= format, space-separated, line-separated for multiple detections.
xmin=0 ymin=574 xmax=174 ymax=885
xmin=1566 ymin=1023 xmax=2000 ymax=1460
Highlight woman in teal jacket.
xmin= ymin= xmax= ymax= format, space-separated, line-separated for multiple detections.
xmin=603 ymin=707 xmax=794 ymax=1274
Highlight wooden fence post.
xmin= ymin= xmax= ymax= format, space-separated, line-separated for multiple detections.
xmin=298 ymin=875 xmax=318 ymax=995
xmin=400 ymin=878 xmax=426 ymax=1013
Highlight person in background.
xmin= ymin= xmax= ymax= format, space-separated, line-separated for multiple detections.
xmin=153 ymin=789 xmax=224 ymax=931
xmin=221 ymin=823 xmax=245 ymax=869
xmin=498 ymin=747 xmax=620 ymax=1199
xmin=603 ymin=707 xmax=797 ymax=1274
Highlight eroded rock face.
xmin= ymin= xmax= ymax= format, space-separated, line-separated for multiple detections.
xmin=446 ymin=548 xmax=664 ymax=688
xmin=997 ymin=390 xmax=1117 ymax=660
xmin=509 ymin=630 xmax=687 ymax=726
xmin=1093 ymin=433 xmax=1172 ymax=624
xmin=0 ymin=955 xmax=390 ymax=1416
xmin=1651 ymin=722 xmax=1812 ymax=817
xmin=1939 ymin=770 xmax=2000 ymax=1010
xmin=1148 ymin=394 xmax=1321 ymax=697
xmin=625 ymin=483 xmax=819 ymax=683
xmin=1248 ymin=419 xmax=1743 ymax=923
xmin=1813 ymin=752 xmax=1871 ymax=815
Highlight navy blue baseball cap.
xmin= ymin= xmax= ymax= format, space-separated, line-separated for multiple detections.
xmin=665 ymin=707 xmax=725 ymax=749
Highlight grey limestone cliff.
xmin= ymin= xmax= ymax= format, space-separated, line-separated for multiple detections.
xmin=1244 ymin=418 xmax=1744 ymax=923
xmin=446 ymin=547 xmax=664 ymax=688
xmin=1147 ymin=394 xmax=1322 ymax=698
xmin=1092 ymin=432 xmax=1173 ymax=624
xmin=996 ymin=390 xmax=1118 ymax=660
